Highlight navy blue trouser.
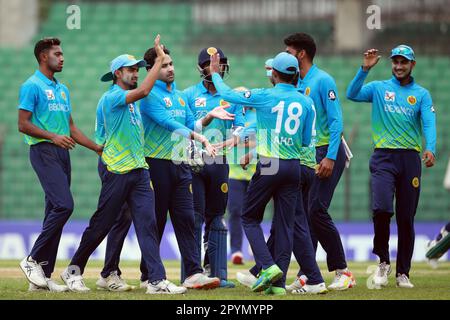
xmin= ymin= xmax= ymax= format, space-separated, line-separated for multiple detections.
xmin=140 ymin=158 xmax=203 ymax=281
xmin=243 ymin=157 xmax=301 ymax=287
xmin=29 ymin=142 xmax=74 ymax=278
xmin=249 ymin=165 xmax=323 ymax=285
xmin=309 ymin=142 xmax=347 ymax=271
xmin=370 ymin=149 xmax=422 ymax=277
xmin=192 ymin=156 xmax=229 ymax=263
xmin=97 ymin=158 xmax=132 ymax=279
xmin=70 ymin=167 xmax=166 ymax=282
xmin=228 ymin=179 xmax=250 ymax=254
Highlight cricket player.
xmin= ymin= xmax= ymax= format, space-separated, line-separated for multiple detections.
xmin=346 ymin=45 xmax=436 ymax=288
xmin=284 ymin=33 xmax=355 ymax=290
xmin=138 ymin=45 xmax=235 ymax=289
xmin=60 ymin=36 xmax=187 ymax=294
xmin=183 ymin=47 xmax=245 ymax=287
xmin=236 ymin=57 xmax=326 ymax=295
xmin=18 ymin=37 xmax=103 ymax=292
xmin=210 ymin=52 xmax=315 ymax=292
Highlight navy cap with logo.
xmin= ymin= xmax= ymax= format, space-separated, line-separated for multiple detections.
xmin=198 ymin=47 xmax=227 ymax=67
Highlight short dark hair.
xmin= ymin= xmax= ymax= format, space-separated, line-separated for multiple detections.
xmin=143 ymin=47 xmax=171 ymax=69
xmin=34 ymin=37 xmax=61 ymax=63
xmin=273 ymin=68 xmax=298 ymax=85
xmin=284 ymin=33 xmax=316 ymax=61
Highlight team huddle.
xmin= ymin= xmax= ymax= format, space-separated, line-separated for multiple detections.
xmin=17 ymin=32 xmax=436 ymax=295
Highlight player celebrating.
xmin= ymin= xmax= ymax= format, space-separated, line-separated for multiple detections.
xmin=346 ymin=45 xmax=436 ymax=288
xmin=61 ymin=35 xmax=186 ymax=294
xmin=284 ymin=32 xmax=355 ymax=290
xmin=183 ymin=47 xmax=245 ymax=287
xmin=210 ymin=52 xmax=315 ymax=292
xmin=18 ymin=37 xmax=102 ymax=292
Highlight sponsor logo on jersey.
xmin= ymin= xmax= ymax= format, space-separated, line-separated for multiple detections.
xmin=178 ymin=97 xmax=186 ymax=107
xmin=244 ymin=90 xmax=251 ymax=98
xmin=195 ymin=97 xmax=206 ymax=107
xmin=384 ymin=91 xmax=395 ymax=102
xmin=219 ymin=99 xmax=230 ymax=108
xmin=128 ymin=103 xmax=135 ymax=113
xmin=45 ymin=90 xmax=55 ymax=100
xmin=163 ymin=97 xmax=172 ymax=107
xmin=407 ymin=95 xmax=417 ymax=105
xmin=61 ymin=91 xmax=67 ymax=101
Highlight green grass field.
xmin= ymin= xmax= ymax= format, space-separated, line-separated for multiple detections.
xmin=1 ymin=260 xmax=449 ymax=300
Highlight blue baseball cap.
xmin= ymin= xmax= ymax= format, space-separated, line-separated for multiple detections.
xmin=265 ymin=58 xmax=274 ymax=77
xmin=101 ymin=54 xmax=148 ymax=82
xmin=271 ymin=52 xmax=299 ymax=75
xmin=390 ymin=45 xmax=415 ymax=61
xmin=198 ymin=47 xmax=227 ymax=67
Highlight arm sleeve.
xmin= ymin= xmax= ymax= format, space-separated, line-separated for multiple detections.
xmin=346 ymin=67 xmax=375 ymax=102
xmin=184 ymin=101 xmax=195 ymax=131
xmin=140 ymin=93 xmax=193 ymax=139
xmin=108 ymin=88 xmax=127 ymax=109
xmin=302 ymin=104 xmax=314 ymax=147
xmin=232 ymin=104 xmax=246 ymax=127
xmin=18 ymin=82 xmax=38 ymax=112
xmin=321 ymin=76 xmax=343 ymax=160
xmin=420 ymin=90 xmax=437 ymax=155
xmin=212 ymin=73 xmax=267 ymax=107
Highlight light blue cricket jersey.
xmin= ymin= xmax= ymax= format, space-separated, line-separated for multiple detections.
xmin=140 ymin=80 xmax=194 ymax=160
xmin=183 ymin=81 xmax=245 ymax=155
xmin=18 ymin=70 xmax=71 ymax=145
xmin=98 ymin=84 xmax=148 ymax=174
xmin=346 ymin=67 xmax=436 ymax=154
xmin=212 ymin=73 xmax=314 ymax=160
xmin=297 ymin=64 xmax=343 ymax=160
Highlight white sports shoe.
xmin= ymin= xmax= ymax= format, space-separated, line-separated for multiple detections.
xmin=328 ymin=269 xmax=356 ymax=291
xmin=146 ymin=279 xmax=187 ymax=294
xmin=183 ymin=273 xmax=220 ymax=290
xmin=96 ymin=271 xmax=134 ymax=292
xmin=236 ymin=271 xmax=257 ymax=288
xmin=20 ymin=256 xmax=47 ymax=288
xmin=286 ymin=275 xmax=307 ymax=292
xmin=60 ymin=268 xmax=90 ymax=292
xmin=396 ymin=274 xmax=414 ymax=288
xmin=292 ymin=282 xmax=328 ymax=295
xmin=29 ymin=279 xmax=69 ymax=292
xmin=373 ymin=262 xmax=391 ymax=287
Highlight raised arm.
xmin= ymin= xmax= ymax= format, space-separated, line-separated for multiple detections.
xmin=125 ymin=35 xmax=165 ymax=104
xmin=346 ymin=48 xmax=380 ymax=102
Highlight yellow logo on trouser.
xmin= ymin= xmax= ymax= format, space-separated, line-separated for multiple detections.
xmin=221 ymin=183 xmax=228 ymax=193
xmin=412 ymin=177 xmax=420 ymax=188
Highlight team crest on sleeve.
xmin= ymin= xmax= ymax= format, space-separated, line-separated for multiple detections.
xmin=195 ymin=97 xmax=206 ymax=107
xmin=407 ymin=95 xmax=417 ymax=105
xmin=305 ymin=87 xmax=311 ymax=96
xmin=244 ymin=90 xmax=251 ymax=98
xmin=163 ymin=97 xmax=172 ymax=107
xmin=45 ymin=89 xmax=55 ymax=100
xmin=384 ymin=91 xmax=395 ymax=102
xmin=128 ymin=103 xmax=135 ymax=113
xmin=178 ymin=97 xmax=186 ymax=107
xmin=431 ymin=105 xmax=435 ymax=113
xmin=328 ymin=90 xmax=336 ymax=101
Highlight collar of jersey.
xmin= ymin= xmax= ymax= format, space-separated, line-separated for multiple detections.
xmin=275 ymin=83 xmax=297 ymax=90
xmin=155 ymin=79 xmax=177 ymax=92
xmin=299 ymin=64 xmax=317 ymax=83
xmin=391 ymin=75 xmax=415 ymax=87
xmin=35 ymin=70 xmax=59 ymax=87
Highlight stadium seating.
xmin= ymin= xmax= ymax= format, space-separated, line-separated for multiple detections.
xmin=0 ymin=2 xmax=448 ymax=221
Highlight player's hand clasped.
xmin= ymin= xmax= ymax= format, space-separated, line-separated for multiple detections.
xmin=51 ymin=134 xmax=76 ymax=150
